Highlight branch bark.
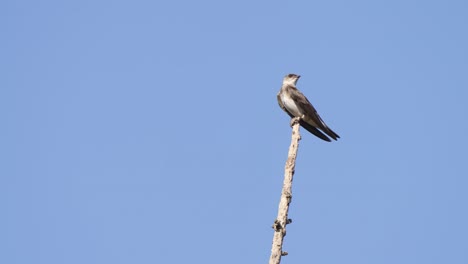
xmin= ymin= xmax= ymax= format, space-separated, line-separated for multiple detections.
xmin=269 ymin=117 xmax=301 ymax=264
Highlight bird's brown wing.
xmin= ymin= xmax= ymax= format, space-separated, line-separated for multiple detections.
xmin=277 ymin=89 xmax=332 ymax=142
xmin=289 ymin=87 xmax=340 ymax=140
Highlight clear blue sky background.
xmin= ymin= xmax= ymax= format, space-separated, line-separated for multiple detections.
xmin=2 ymin=1 xmax=468 ymax=263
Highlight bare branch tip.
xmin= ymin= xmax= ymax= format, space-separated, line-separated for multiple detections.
xmin=289 ymin=117 xmax=300 ymax=127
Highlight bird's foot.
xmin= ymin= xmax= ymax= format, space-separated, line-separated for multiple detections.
xmin=290 ymin=117 xmax=300 ymax=127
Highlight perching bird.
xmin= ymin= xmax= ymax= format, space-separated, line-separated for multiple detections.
xmin=277 ymin=73 xmax=340 ymax=142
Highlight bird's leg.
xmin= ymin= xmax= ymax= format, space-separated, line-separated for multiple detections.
xmin=290 ymin=117 xmax=301 ymax=127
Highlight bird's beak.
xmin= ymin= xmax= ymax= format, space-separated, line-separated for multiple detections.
xmin=297 ymin=75 xmax=301 ymax=79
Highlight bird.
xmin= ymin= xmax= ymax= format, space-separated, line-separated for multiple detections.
xmin=277 ymin=73 xmax=340 ymax=142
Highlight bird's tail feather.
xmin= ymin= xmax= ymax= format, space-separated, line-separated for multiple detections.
xmin=300 ymin=120 xmax=332 ymax=142
xmin=324 ymin=126 xmax=340 ymax=140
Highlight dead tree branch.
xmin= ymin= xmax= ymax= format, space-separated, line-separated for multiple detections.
xmin=269 ymin=117 xmax=301 ymax=264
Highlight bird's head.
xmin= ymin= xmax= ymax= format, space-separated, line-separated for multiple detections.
xmin=283 ymin=73 xmax=301 ymax=86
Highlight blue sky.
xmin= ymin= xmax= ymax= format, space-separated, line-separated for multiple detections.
xmin=2 ymin=0 xmax=468 ymax=263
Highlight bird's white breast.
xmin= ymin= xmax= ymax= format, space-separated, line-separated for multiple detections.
xmin=281 ymin=92 xmax=302 ymax=117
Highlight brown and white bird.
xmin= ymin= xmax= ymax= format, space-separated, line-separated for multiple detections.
xmin=277 ymin=73 xmax=340 ymax=142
